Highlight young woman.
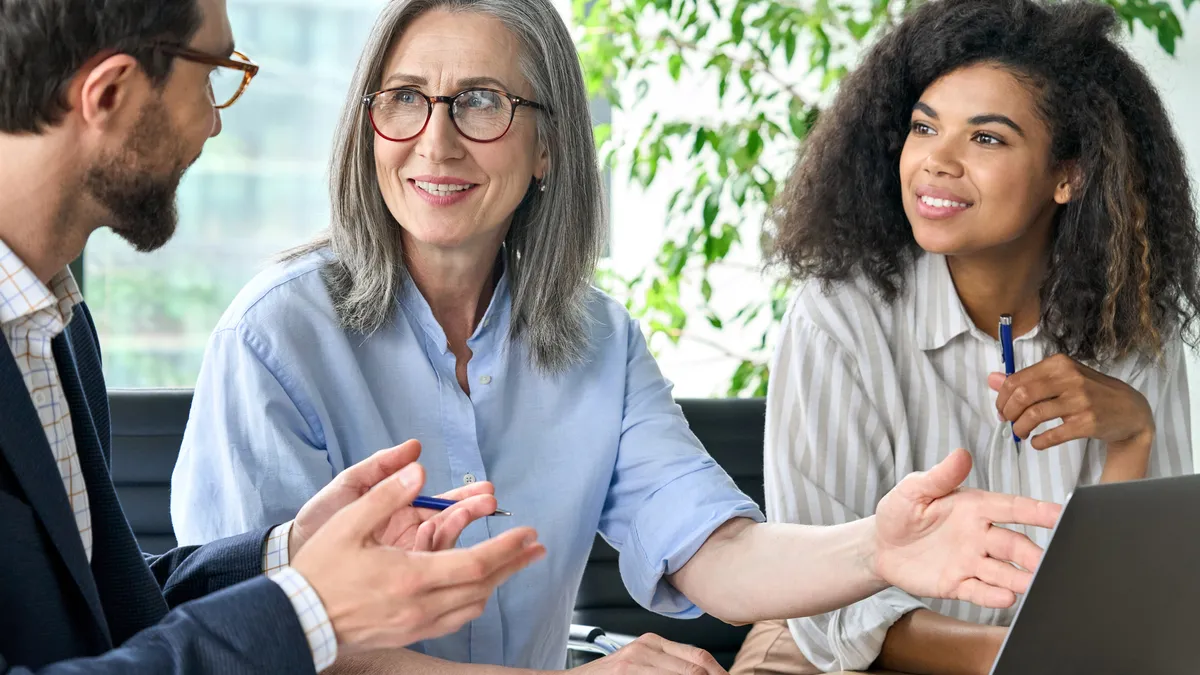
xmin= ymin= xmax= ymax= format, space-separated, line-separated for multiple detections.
xmin=743 ymin=1 xmax=1200 ymax=674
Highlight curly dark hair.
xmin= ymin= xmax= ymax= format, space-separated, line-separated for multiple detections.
xmin=771 ymin=0 xmax=1200 ymax=362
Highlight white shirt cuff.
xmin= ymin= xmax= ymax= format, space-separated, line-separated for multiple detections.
xmin=263 ymin=521 xmax=338 ymax=672
xmin=263 ymin=521 xmax=293 ymax=573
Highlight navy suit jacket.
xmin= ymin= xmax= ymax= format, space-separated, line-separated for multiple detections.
xmin=0 ymin=303 xmax=314 ymax=674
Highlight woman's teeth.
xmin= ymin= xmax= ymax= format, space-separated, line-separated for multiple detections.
xmin=414 ymin=180 xmax=475 ymax=195
xmin=920 ymin=195 xmax=969 ymax=208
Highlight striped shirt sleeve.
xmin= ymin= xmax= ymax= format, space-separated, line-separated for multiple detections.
xmin=1128 ymin=337 xmax=1193 ymax=480
xmin=764 ymin=309 xmax=925 ymax=672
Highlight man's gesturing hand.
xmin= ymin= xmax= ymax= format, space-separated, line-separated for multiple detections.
xmin=291 ymin=460 xmax=544 ymax=654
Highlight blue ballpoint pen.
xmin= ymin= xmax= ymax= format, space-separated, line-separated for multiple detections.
xmin=412 ymin=495 xmax=512 ymax=517
xmin=999 ymin=314 xmax=1021 ymax=449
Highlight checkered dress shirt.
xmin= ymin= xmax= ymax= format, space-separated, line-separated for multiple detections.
xmin=0 ymin=240 xmax=335 ymax=671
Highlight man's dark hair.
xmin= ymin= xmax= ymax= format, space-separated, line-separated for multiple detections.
xmin=771 ymin=0 xmax=1200 ymax=363
xmin=0 ymin=0 xmax=202 ymax=133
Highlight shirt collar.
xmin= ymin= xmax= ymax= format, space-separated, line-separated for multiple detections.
xmin=397 ymin=255 xmax=511 ymax=356
xmin=912 ymin=252 xmax=981 ymax=351
xmin=912 ymin=252 xmax=1041 ymax=350
xmin=0 ymin=239 xmax=82 ymax=327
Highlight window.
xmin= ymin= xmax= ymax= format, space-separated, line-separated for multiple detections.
xmin=86 ymin=0 xmax=588 ymax=388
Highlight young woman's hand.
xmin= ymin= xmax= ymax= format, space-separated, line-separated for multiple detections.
xmin=989 ymin=354 xmax=1154 ymax=480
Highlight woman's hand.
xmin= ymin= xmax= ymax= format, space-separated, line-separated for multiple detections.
xmin=874 ymin=449 xmax=1062 ymax=609
xmin=989 ymin=353 xmax=1154 ymax=481
xmin=290 ymin=440 xmax=499 ymax=558
xmin=575 ymin=634 xmax=728 ymax=675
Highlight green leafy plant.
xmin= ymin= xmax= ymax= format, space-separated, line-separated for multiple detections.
xmin=575 ymin=0 xmax=1193 ymax=396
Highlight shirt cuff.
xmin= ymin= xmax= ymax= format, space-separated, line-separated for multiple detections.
xmin=264 ymin=521 xmax=293 ymax=573
xmin=263 ymin=521 xmax=338 ymax=672
xmin=268 ymin=566 xmax=338 ymax=672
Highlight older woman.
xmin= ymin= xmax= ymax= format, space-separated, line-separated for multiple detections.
xmin=170 ymin=0 xmax=1062 ymax=672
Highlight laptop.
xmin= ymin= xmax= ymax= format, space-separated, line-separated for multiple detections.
xmin=989 ymin=473 xmax=1200 ymax=674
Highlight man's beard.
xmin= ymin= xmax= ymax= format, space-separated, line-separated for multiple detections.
xmin=83 ymin=98 xmax=190 ymax=253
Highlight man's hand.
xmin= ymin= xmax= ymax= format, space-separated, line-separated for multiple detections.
xmin=575 ymin=634 xmax=728 ymax=675
xmin=292 ymin=460 xmax=545 ymax=654
xmin=874 ymin=449 xmax=1063 ymax=608
xmin=290 ymin=440 xmax=500 ymax=556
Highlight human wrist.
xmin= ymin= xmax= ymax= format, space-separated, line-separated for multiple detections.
xmin=1102 ymin=427 xmax=1154 ymax=482
xmin=858 ymin=515 xmax=886 ymax=588
xmin=1113 ymin=423 xmax=1155 ymax=452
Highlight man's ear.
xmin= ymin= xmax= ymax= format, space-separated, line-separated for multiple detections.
xmin=1054 ymin=161 xmax=1082 ymax=205
xmin=74 ymin=53 xmax=146 ymax=130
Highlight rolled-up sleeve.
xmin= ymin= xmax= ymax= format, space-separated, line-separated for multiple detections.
xmin=171 ymin=324 xmax=333 ymax=545
xmin=765 ymin=315 xmax=925 ymax=672
xmin=598 ymin=319 xmax=764 ymax=618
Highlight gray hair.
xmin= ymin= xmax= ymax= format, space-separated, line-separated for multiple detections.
xmin=286 ymin=0 xmax=605 ymax=373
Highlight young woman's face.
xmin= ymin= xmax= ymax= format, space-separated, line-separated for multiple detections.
xmin=899 ymin=63 xmax=1072 ymax=258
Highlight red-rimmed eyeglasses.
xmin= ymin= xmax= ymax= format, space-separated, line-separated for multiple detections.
xmin=363 ymin=87 xmax=549 ymax=143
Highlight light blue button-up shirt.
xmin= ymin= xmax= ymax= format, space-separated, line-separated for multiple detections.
xmin=170 ymin=249 xmax=763 ymax=669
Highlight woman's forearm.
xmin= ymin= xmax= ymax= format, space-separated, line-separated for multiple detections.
xmin=1099 ymin=429 xmax=1153 ymax=483
xmin=667 ymin=518 xmax=888 ymax=624
xmin=876 ymin=609 xmax=1007 ymax=675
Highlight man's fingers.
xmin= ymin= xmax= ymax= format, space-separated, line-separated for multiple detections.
xmin=338 ymin=462 xmax=425 ymax=540
xmin=903 ymin=448 xmax=972 ymax=501
xmin=974 ymin=556 xmax=1034 ymax=595
xmin=976 ymin=491 xmax=1063 ymax=531
xmin=478 ymin=537 xmax=546 ymax=590
xmin=985 ymin=525 xmax=1045 ymax=573
xmin=337 ymin=440 xmax=422 ymax=492
xmin=426 ymin=527 xmax=542 ymax=587
xmin=956 ymin=578 xmax=1018 ymax=609
xmin=426 ymin=600 xmax=490 ymax=644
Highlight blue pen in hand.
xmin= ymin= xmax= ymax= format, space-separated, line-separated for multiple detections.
xmin=999 ymin=314 xmax=1021 ymax=449
xmin=412 ymin=495 xmax=512 ymax=517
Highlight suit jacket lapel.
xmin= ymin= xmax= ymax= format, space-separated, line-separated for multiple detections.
xmin=0 ymin=337 xmax=108 ymax=637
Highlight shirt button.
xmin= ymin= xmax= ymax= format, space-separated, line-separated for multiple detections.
xmin=479 ymin=375 xmax=492 ymax=385
xmin=463 ymin=473 xmax=477 ymax=485
xmin=33 ymin=392 xmax=48 ymax=406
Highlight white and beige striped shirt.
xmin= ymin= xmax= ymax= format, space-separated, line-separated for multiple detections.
xmin=764 ymin=252 xmax=1192 ymax=672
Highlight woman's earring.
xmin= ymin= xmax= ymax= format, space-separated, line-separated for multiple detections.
xmin=537 ymin=177 xmax=547 ymax=193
